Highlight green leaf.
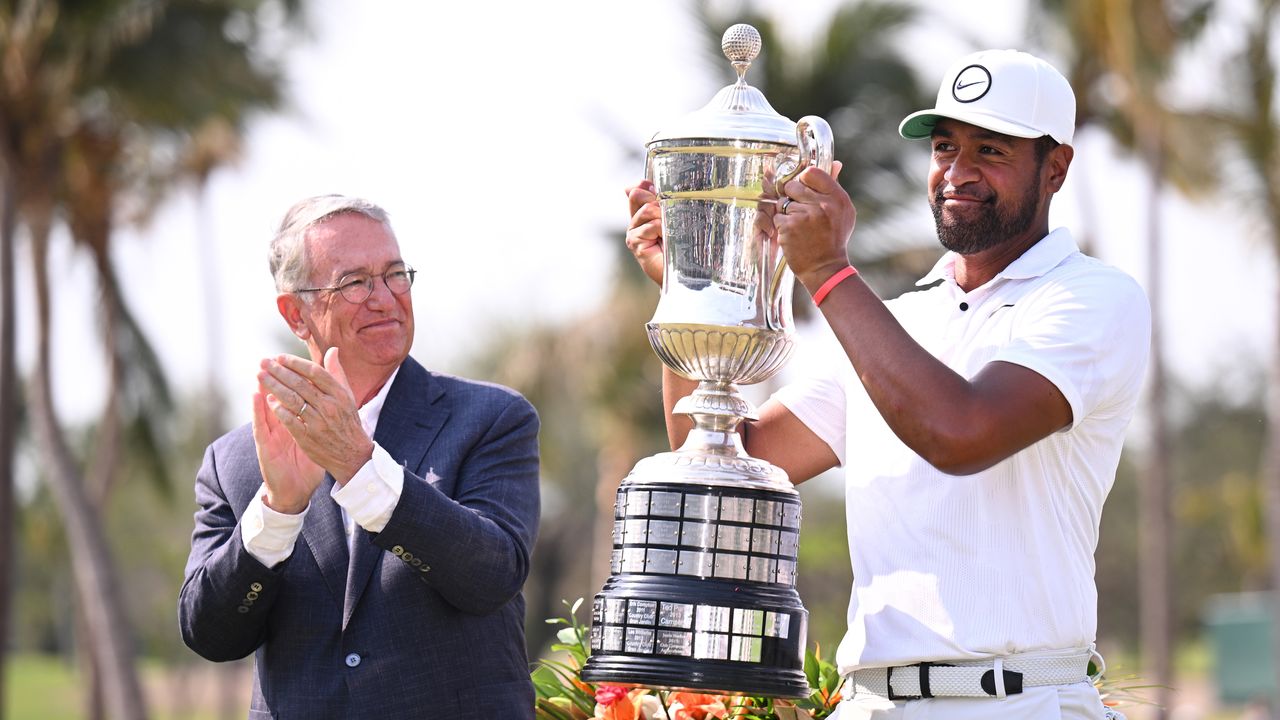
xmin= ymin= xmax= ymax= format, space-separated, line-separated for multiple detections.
xmin=804 ymin=646 xmax=820 ymax=688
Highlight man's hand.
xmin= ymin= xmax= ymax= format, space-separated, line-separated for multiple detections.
xmin=252 ymin=387 xmax=325 ymax=514
xmin=257 ymin=347 xmax=375 ymax=486
xmin=624 ymin=180 xmax=664 ymax=287
xmin=775 ymin=162 xmax=857 ymax=292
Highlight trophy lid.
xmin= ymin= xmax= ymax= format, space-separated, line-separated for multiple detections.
xmin=649 ymin=24 xmax=797 ymax=145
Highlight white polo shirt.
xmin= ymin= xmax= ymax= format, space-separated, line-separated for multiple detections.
xmin=773 ymin=228 xmax=1150 ymax=675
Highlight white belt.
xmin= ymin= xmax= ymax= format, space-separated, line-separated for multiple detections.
xmin=844 ymin=648 xmax=1094 ymax=700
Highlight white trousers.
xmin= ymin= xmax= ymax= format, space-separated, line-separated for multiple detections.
xmin=830 ymin=680 xmax=1107 ymax=720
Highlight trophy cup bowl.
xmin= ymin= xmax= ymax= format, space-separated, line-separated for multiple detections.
xmin=581 ymin=24 xmax=833 ymax=699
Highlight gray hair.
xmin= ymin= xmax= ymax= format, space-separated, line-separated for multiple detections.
xmin=269 ymin=194 xmax=395 ymax=292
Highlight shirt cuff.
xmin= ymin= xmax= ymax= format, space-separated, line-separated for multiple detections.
xmin=332 ymin=443 xmax=404 ymax=534
xmin=241 ymin=485 xmax=308 ymax=567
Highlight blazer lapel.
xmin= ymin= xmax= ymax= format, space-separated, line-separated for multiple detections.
xmin=342 ymin=358 xmax=448 ymax=627
xmin=301 ymin=474 xmax=348 ymax=614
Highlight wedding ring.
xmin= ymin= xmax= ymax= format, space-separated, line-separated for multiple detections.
xmin=298 ymin=401 xmax=309 ymax=418
xmin=779 ymin=197 xmax=793 ymax=215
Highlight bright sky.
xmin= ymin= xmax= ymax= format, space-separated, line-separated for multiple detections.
xmin=16 ymin=0 xmax=1275 ymax=433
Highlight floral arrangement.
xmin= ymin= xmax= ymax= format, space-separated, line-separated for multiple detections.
xmin=532 ymin=599 xmax=842 ymax=720
xmin=532 ymin=599 xmax=1152 ymax=720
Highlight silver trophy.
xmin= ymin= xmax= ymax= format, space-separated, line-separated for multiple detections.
xmin=581 ymin=24 xmax=833 ymax=698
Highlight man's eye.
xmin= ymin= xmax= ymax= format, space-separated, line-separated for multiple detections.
xmin=387 ymin=271 xmax=408 ymax=282
xmin=341 ymin=277 xmax=369 ymax=291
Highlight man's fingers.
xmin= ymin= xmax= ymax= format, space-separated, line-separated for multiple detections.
xmin=258 ymin=369 xmax=314 ymax=414
xmin=252 ymin=391 xmax=272 ymax=443
xmin=628 ymin=199 xmax=660 ymax=231
xmin=786 ymin=166 xmax=841 ymax=199
xmin=277 ymin=352 xmax=353 ymax=401
xmin=626 ymin=185 xmax=658 ymax=217
xmin=323 ymin=347 xmax=352 ymax=395
xmin=270 ymin=399 xmax=309 ymax=432
xmin=260 ymin=354 xmax=347 ymax=410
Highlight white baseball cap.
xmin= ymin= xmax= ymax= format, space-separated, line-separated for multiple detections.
xmin=899 ymin=49 xmax=1076 ymax=145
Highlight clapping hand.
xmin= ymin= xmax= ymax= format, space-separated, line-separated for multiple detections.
xmin=253 ymin=347 xmax=375 ymax=513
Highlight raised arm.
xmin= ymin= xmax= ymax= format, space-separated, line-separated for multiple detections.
xmin=775 ymin=167 xmax=1073 ymax=475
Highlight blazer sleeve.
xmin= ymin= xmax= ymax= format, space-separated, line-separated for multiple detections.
xmin=373 ymin=392 xmax=541 ymax=615
xmin=177 ymin=436 xmax=285 ymax=661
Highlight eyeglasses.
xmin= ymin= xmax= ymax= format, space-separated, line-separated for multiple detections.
xmin=293 ymin=264 xmax=416 ymax=304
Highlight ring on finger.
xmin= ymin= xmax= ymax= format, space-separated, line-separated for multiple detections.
xmin=779 ymin=197 xmax=793 ymax=214
xmin=297 ymin=400 xmax=309 ymax=420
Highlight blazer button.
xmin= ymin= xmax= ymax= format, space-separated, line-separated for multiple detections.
xmin=250 ymin=582 xmax=263 ymax=592
xmin=345 ymin=653 xmax=361 ymax=668
xmin=237 ymin=606 xmax=250 ymax=614
xmin=391 ymin=545 xmax=404 ymax=556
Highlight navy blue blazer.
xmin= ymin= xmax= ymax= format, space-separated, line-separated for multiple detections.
xmin=179 ymin=357 xmax=540 ymax=719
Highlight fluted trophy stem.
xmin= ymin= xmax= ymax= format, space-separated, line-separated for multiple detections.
xmin=672 ymin=380 xmax=754 ymax=431
xmin=581 ymin=22 xmax=832 ymax=699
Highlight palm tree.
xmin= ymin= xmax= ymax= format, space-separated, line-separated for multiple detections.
xmin=0 ymin=5 xmax=151 ymax=716
xmin=0 ymin=145 xmax=19 ymax=720
xmin=0 ymin=1 xmax=299 ymax=717
xmin=1028 ymin=3 xmax=1218 ymax=715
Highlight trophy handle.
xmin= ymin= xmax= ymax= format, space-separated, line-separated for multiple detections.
xmin=768 ymin=116 xmax=835 ymax=326
xmin=773 ymin=116 xmax=834 ymax=195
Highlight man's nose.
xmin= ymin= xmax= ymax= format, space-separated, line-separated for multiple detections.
xmin=943 ymin=152 xmax=980 ymax=187
xmin=364 ymin=276 xmax=396 ymax=307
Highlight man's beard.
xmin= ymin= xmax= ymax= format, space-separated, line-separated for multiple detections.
xmin=929 ymin=176 xmax=1041 ymax=255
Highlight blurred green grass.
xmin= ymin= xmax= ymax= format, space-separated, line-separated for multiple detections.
xmin=4 ymin=654 xmax=250 ymax=720
xmin=6 ymin=654 xmax=80 ymax=720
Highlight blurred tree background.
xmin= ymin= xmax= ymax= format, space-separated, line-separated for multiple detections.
xmin=2 ymin=0 xmax=1279 ymax=718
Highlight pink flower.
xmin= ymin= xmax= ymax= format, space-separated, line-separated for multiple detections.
xmin=592 ymin=688 xmax=668 ymax=720
xmin=595 ymin=686 xmax=629 ymax=706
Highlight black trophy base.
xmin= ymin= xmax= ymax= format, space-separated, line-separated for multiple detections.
xmin=581 ymin=575 xmax=810 ymax=699
xmin=581 ymin=653 xmax=810 ymax=699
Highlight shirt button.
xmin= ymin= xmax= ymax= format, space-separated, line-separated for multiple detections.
xmin=345 ymin=653 xmax=361 ymax=668
xmin=959 ymin=302 xmax=969 ymax=311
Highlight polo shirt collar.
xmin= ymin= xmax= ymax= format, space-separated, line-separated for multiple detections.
xmin=916 ymin=227 xmax=1079 ymax=286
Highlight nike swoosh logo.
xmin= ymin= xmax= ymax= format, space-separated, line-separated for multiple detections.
xmin=956 ymin=80 xmax=987 ymax=90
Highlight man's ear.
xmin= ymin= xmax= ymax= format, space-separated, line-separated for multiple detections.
xmin=277 ymin=293 xmax=310 ymax=340
xmin=1045 ymin=143 xmax=1074 ymax=193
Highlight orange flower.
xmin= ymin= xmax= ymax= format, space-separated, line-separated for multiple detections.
xmin=666 ymin=692 xmax=729 ymax=720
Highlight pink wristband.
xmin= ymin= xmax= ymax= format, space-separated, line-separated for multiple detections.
xmin=811 ymin=265 xmax=858 ymax=307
